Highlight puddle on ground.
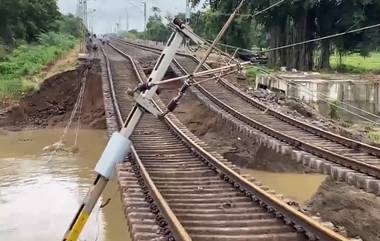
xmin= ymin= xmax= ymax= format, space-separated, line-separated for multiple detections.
xmin=242 ymin=169 xmax=327 ymax=204
xmin=0 ymin=128 xmax=130 ymax=241
xmin=0 ymin=128 xmax=328 ymax=240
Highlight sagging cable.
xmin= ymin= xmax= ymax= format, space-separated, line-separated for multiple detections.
xmin=161 ymin=68 xmax=240 ymax=117
xmin=161 ymin=80 xmax=192 ymax=116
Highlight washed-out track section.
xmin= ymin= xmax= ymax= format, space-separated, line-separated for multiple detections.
xmin=99 ymin=42 xmax=348 ymax=241
xmin=112 ymin=39 xmax=380 ymax=194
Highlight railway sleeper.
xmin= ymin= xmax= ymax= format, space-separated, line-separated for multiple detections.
xmin=185 ymin=81 xmax=380 ymax=196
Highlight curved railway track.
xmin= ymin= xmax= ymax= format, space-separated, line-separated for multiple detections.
xmin=112 ymin=39 xmax=380 ymax=182
xmin=99 ymin=42 xmax=348 ymax=241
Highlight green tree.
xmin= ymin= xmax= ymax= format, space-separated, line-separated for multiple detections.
xmin=0 ymin=0 xmax=60 ymax=45
xmin=193 ymin=0 xmax=380 ymax=71
xmin=54 ymin=14 xmax=84 ymax=38
xmin=146 ymin=8 xmax=170 ymax=42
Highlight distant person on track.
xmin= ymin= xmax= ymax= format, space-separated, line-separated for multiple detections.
xmin=92 ymin=42 xmax=99 ymax=58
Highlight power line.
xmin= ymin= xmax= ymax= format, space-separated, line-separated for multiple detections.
xmin=258 ymin=23 xmax=380 ymax=54
xmin=193 ymin=0 xmax=288 ymax=63
xmin=211 ymin=23 xmax=380 ymax=54
xmin=201 ymin=0 xmax=287 ymax=18
xmin=252 ymin=66 xmax=380 ymax=125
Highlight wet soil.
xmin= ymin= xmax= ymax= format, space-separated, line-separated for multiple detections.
xmin=0 ymin=61 xmax=106 ymax=130
xmin=159 ymin=81 xmax=306 ymax=173
xmin=234 ymin=73 xmax=374 ymax=145
xmin=155 ymin=65 xmax=379 ymax=241
xmin=306 ymin=177 xmax=380 ymax=241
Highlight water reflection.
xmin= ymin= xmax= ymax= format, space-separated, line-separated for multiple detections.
xmin=0 ymin=129 xmax=130 ymax=241
xmin=242 ymin=169 xmax=326 ymax=204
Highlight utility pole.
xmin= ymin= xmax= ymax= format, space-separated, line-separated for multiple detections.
xmin=126 ymin=8 xmax=129 ymax=32
xmin=62 ymin=2 xmax=247 ymax=240
xmin=186 ymin=0 xmax=190 ymax=25
xmin=119 ymin=16 xmax=122 ymax=32
xmin=185 ymin=0 xmax=191 ymax=47
xmin=76 ymin=0 xmax=81 ymax=18
xmin=143 ymin=0 xmax=147 ymax=43
xmin=83 ymin=0 xmax=88 ymax=30
xmin=88 ymin=9 xmax=96 ymax=33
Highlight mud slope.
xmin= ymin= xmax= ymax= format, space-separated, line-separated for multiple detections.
xmin=158 ymin=81 xmax=306 ymax=173
xmin=307 ymin=177 xmax=380 ymax=241
xmin=0 ymin=65 xmax=105 ymax=129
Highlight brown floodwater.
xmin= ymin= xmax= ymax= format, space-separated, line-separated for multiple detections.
xmin=0 ymin=128 xmax=327 ymax=240
xmin=242 ymin=169 xmax=327 ymax=204
xmin=0 ymin=128 xmax=130 ymax=241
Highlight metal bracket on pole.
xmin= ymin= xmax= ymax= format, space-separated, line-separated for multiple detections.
xmin=62 ymin=1 xmax=246 ymax=239
xmin=133 ymin=93 xmax=161 ymax=117
xmin=62 ymin=19 xmax=186 ymax=241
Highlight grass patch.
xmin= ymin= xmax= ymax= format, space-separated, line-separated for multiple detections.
xmin=329 ymin=100 xmax=340 ymax=120
xmin=0 ymin=32 xmax=77 ymax=100
xmin=246 ymin=67 xmax=258 ymax=85
xmin=367 ymin=131 xmax=380 ymax=144
xmin=245 ymin=67 xmax=272 ymax=86
xmin=331 ymin=52 xmax=380 ymax=74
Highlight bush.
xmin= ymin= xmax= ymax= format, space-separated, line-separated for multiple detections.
xmin=246 ymin=68 xmax=258 ymax=86
xmin=368 ymin=131 xmax=380 ymax=144
xmin=329 ymin=101 xmax=340 ymax=120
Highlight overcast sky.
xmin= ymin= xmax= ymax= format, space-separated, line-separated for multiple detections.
xmin=58 ymin=0 xmax=205 ymax=34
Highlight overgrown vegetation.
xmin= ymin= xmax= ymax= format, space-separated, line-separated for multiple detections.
xmin=367 ymin=131 xmax=380 ymax=144
xmin=331 ymin=52 xmax=380 ymax=74
xmin=0 ymin=33 xmax=77 ymax=99
xmin=0 ymin=0 xmax=60 ymax=46
xmin=328 ymin=101 xmax=340 ymax=120
xmin=190 ymin=0 xmax=380 ymax=72
xmin=246 ymin=68 xmax=258 ymax=85
xmin=0 ymin=0 xmax=82 ymax=101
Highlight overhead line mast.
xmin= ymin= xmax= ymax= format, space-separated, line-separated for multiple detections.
xmin=62 ymin=1 xmax=247 ymax=240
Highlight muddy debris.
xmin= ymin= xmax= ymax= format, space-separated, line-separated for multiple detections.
xmin=306 ymin=177 xmax=380 ymax=241
xmin=239 ymin=81 xmax=369 ymax=143
xmin=0 ymin=63 xmax=106 ymax=130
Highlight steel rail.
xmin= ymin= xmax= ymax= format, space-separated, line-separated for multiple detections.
xmin=171 ymin=57 xmax=380 ymax=179
xmin=114 ymin=39 xmax=380 ymax=180
xmin=118 ymin=39 xmax=380 ymax=156
xmin=101 ymin=45 xmax=192 ymax=241
xmin=107 ymin=41 xmax=348 ymax=241
xmin=162 ymin=104 xmax=347 ymax=241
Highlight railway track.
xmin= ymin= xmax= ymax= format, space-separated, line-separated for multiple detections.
xmin=99 ymin=42 xmax=348 ymax=241
xmin=112 ymin=39 xmax=380 ymax=183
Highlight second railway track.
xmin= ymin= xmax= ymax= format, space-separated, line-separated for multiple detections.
xmin=111 ymin=38 xmax=380 ymax=185
xmin=100 ymin=41 xmax=348 ymax=240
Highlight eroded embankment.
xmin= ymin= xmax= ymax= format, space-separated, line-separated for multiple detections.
xmin=0 ymin=60 xmax=106 ymax=130
xmin=306 ymin=177 xmax=380 ymax=241
xmin=154 ymin=66 xmax=379 ymax=241
xmin=157 ymin=76 xmax=307 ymax=173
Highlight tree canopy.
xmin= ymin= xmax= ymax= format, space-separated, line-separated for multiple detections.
xmin=146 ymin=9 xmax=170 ymax=43
xmin=191 ymin=0 xmax=380 ymax=70
xmin=0 ymin=0 xmax=61 ymax=45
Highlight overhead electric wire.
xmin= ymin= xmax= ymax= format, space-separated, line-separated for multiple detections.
xmin=203 ymin=0 xmax=287 ymax=18
xmin=191 ymin=0 xmax=288 ymax=64
xmin=199 ymin=20 xmax=380 ymax=123
xmin=252 ymin=66 xmax=380 ymax=125
xmin=210 ymin=23 xmax=380 ymax=55
xmin=258 ymin=23 xmax=380 ymax=54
